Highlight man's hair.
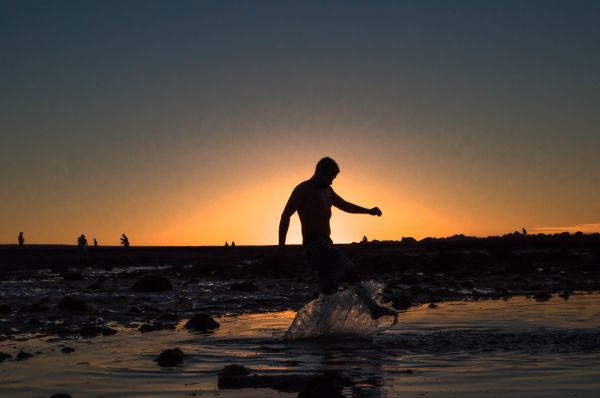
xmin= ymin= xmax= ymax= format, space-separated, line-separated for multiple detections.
xmin=315 ymin=157 xmax=340 ymax=175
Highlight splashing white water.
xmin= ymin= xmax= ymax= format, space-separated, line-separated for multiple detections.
xmin=284 ymin=281 xmax=395 ymax=340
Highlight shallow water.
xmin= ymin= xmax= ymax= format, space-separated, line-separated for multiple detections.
xmin=2 ymin=294 xmax=600 ymax=397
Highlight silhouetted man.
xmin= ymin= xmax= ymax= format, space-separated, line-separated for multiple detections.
xmin=278 ymin=157 xmax=395 ymax=319
xmin=18 ymin=232 xmax=24 ymax=247
xmin=120 ymin=234 xmax=129 ymax=248
xmin=93 ymin=238 xmax=98 ymax=247
xmin=78 ymin=234 xmax=88 ymax=249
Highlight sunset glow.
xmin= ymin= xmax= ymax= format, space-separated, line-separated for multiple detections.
xmin=1 ymin=1 xmax=598 ymax=245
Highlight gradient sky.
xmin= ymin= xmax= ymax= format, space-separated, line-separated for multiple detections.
xmin=1 ymin=0 xmax=599 ymax=245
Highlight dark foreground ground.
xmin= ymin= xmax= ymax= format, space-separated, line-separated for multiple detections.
xmin=1 ymin=233 xmax=599 ymax=338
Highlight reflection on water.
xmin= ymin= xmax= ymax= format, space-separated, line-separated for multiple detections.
xmin=2 ymin=294 xmax=600 ymax=397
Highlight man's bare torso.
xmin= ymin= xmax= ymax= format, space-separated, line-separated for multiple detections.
xmin=294 ymin=180 xmax=334 ymax=244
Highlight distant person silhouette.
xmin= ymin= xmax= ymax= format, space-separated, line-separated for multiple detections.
xmin=225 ymin=242 xmax=229 ymax=247
xmin=361 ymin=235 xmax=368 ymax=244
xmin=278 ymin=157 xmax=395 ymax=319
xmin=18 ymin=232 xmax=24 ymax=247
xmin=120 ymin=234 xmax=129 ymax=248
xmin=93 ymin=238 xmax=98 ymax=247
xmin=77 ymin=234 xmax=88 ymax=249
xmin=231 ymin=241 xmax=236 ymax=247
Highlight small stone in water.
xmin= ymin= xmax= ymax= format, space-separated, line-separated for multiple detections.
xmin=184 ymin=314 xmax=220 ymax=331
xmin=17 ymin=350 xmax=33 ymax=359
xmin=156 ymin=348 xmax=185 ymax=366
xmin=533 ymin=292 xmax=553 ymax=301
xmin=0 ymin=352 xmax=12 ymax=361
xmin=219 ymin=364 xmax=251 ymax=376
xmin=58 ymin=296 xmax=88 ymax=312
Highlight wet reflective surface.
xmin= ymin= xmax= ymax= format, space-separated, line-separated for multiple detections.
xmin=2 ymin=293 xmax=600 ymax=397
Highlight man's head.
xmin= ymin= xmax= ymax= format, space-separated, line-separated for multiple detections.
xmin=314 ymin=157 xmax=339 ymax=187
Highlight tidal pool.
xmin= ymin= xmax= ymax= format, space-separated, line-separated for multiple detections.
xmin=2 ymin=293 xmax=600 ymax=397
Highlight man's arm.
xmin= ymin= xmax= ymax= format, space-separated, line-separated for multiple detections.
xmin=331 ymin=189 xmax=382 ymax=216
xmin=278 ymin=187 xmax=302 ymax=248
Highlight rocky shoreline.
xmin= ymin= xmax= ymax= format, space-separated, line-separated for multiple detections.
xmin=1 ymin=234 xmax=599 ymax=340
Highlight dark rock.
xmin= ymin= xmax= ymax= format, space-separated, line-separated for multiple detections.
xmin=22 ymin=301 xmax=50 ymax=312
xmin=128 ymin=306 xmax=141 ymax=313
xmin=400 ymin=236 xmax=418 ymax=246
xmin=17 ymin=350 xmax=34 ymax=359
xmin=29 ymin=318 xmax=41 ymax=325
xmin=218 ymin=372 xmax=316 ymax=391
xmin=219 ymin=364 xmax=251 ymax=377
xmin=559 ymin=290 xmax=572 ymax=300
xmin=62 ymin=271 xmax=83 ymax=281
xmin=58 ymin=296 xmax=88 ymax=312
xmin=184 ymin=314 xmax=220 ymax=331
xmin=79 ymin=325 xmax=102 ymax=337
xmin=61 ymin=347 xmax=75 ymax=353
xmin=230 ymin=281 xmax=259 ymax=292
xmin=298 ymin=373 xmax=352 ymax=398
xmin=79 ymin=325 xmax=117 ymax=337
xmin=156 ymin=347 xmax=185 ymax=366
xmin=49 ymin=394 xmax=73 ymax=398
xmin=533 ymin=291 xmax=553 ymax=301
xmin=131 ymin=275 xmax=173 ymax=292
xmin=0 ymin=304 xmax=11 ymax=313
xmin=0 ymin=352 xmax=12 ymax=361
xmin=159 ymin=312 xmax=178 ymax=321
xmin=101 ymin=326 xmax=117 ymax=336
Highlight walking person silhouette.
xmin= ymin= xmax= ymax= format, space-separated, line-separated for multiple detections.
xmin=278 ymin=157 xmax=396 ymax=319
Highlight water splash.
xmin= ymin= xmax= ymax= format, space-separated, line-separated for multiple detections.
xmin=284 ymin=281 xmax=394 ymax=340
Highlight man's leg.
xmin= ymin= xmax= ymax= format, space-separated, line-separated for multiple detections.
xmin=350 ymin=281 xmax=397 ymax=320
xmin=315 ymin=240 xmax=397 ymax=320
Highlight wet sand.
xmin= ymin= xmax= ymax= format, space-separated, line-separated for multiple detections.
xmin=1 ymin=235 xmax=600 ymax=396
xmin=2 ymin=295 xmax=600 ymax=397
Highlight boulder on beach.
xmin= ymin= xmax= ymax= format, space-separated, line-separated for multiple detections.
xmin=184 ymin=314 xmax=220 ymax=332
xmin=17 ymin=350 xmax=34 ymax=359
xmin=61 ymin=347 xmax=75 ymax=353
xmin=219 ymin=364 xmax=251 ymax=377
xmin=159 ymin=312 xmax=178 ymax=321
xmin=22 ymin=301 xmax=50 ymax=312
xmin=0 ymin=352 xmax=12 ymax=362
xmin=58 ymin=296 xmax=88 ymax=312
xmin=298 ymin=373 xmax=352 ymax=398
xmin=533 ymin=291 xmax=553 ymax=301
xmin=131 ymin=275 xmax=173 ymax=292
xmin=155 ymin=347 xmax=185 ymax=366
xmin=79 ymin=324 xmax=117 ymax=337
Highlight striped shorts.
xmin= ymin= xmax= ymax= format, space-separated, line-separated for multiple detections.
xmin=305 ymin=237 xmax=358 ymax=294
